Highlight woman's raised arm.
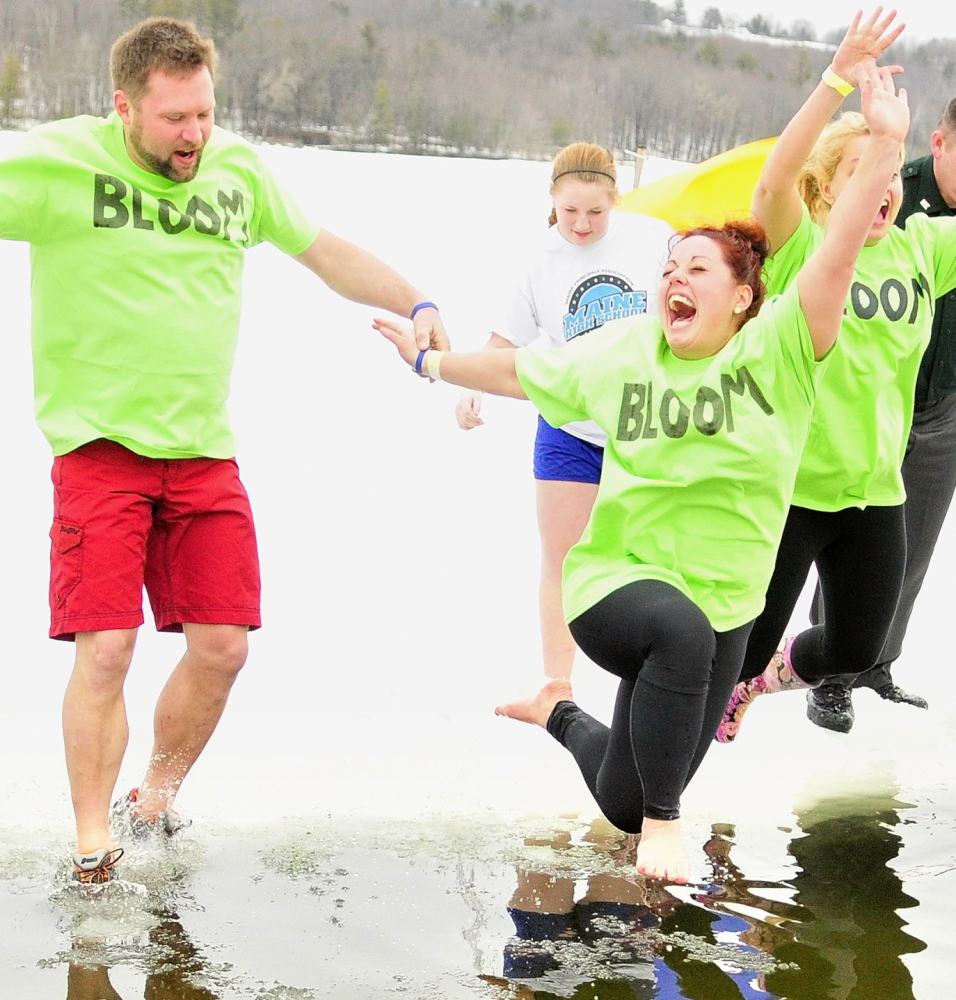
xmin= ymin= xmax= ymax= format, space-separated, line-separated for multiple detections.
xmin=753 ymin=8 xmax=903 ymax=253
xmin=796 ymin=61 xmax=909 ymax=358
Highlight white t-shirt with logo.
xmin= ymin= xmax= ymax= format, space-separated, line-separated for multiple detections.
xmin=504 ymin=210 xmax=673 ymax=446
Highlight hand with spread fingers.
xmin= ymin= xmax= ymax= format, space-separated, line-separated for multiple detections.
xmin=831 ymin=7 xmax=905 ymax=87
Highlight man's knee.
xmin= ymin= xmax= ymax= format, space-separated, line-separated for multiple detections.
xmin=185 ymin=624 xmax=249 ymax=680
xmin=73 ymin=629 xmax=138 ymax=691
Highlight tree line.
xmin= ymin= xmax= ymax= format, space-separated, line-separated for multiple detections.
xmin=2 ymin=0 xmax=954 ymax=162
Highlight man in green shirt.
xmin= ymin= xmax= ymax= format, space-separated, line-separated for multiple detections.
xmin=0 ymin=17 xmax=447 ymax=884
xmin=808 ymin=98 xmax=956 ymax=731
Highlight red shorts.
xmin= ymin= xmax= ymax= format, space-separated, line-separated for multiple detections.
xmin=49 ymin=439 xmax=261 ymax=641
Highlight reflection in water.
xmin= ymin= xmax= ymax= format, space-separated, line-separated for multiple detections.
xmin=22 ymin=796 xmax=928 ymax=999
xmin=767 ymin=798 xmax=925 ymax=1000
xmin=43 ymin=840 xmax=224 ymax=999
xmin=487 ymin=800 xmax=926 ymax=1000
xmin=489 ymin=826 xmax=659 ymax=998
xmin=484 ymin=821 xmax=778 ymax=999
xmin=64 ymin=907 xmax=218 ymax=1000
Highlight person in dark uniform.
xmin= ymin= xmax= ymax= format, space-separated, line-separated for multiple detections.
xmin=807 ymin=97 xmax=956 ymax=732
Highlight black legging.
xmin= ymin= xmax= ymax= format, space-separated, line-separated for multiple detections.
xmin=740 ymin=503 xmax=907 ymax=685
xmin=549 ymin=579 xmax=753 ymax=831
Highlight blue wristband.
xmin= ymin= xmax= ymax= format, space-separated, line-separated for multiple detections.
xmin=414 ymin=349 xmax=428 ymax=376
xmin=410 ymin=301 xmax=438 ymax=320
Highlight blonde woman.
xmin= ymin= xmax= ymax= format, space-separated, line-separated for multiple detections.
xmin=719 ymin=10 xmax=956 ymax=740
xmin=456 ymin=142 xmax=672 ymax=679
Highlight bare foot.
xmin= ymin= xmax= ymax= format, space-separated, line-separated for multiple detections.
xmin=495 ymin=679 xmax=574 ymax=728
xmin=636 ymin=817 xmax=689 ymax=883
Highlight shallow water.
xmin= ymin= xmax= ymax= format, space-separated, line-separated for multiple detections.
xmin=3 ymin=796 xmax=951 ymax=998
xmin=0 ymin=136 xmax=954 ymax=998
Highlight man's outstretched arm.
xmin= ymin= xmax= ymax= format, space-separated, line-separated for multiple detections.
xmin=295 ymin=229 xmax=448 ymax=350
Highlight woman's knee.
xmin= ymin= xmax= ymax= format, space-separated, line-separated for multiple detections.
xmin=643 ymin=600 xmax=716 ymax=693
xmin=821 ymin=636 xmax=886 ymax=677
xmin=794 ymin=626 xmax=885 ymax=679
xmin=571 ymin=580 xmax=715 ymax=688
xmin=597 ymin=802 xmax=644 ymax=836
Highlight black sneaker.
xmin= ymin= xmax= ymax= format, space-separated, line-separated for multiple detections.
xmin=72 ymin=847 xmax=124 ymax=884
xmin=806 ymin=684 xmax=854 ymax=733
xmin=873 ymin=682 xmax=929 ymax=710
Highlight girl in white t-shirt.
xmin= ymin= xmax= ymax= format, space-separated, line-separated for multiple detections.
xmin=455 ymin=142 xmax=672 ymax=680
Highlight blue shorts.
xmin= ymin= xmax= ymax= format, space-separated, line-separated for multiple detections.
xmin=533 ymin=416 xmax=604 ymax=484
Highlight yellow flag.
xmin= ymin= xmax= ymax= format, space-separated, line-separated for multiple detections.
xmin=618 ymin=137 xmax=777 ymax=230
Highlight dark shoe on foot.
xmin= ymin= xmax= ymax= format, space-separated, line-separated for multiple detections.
xmin=72 ymin=847 xmax=124 ymax=884
xmin=111 ymin=788 xmax=191 ymax=840
xmin=806 ymin=684 xmax=854 ymax=733
xmin=873 ymin=682 xmax=929 ymax=710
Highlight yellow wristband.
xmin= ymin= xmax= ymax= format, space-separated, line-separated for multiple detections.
xmin=424 ymin=350 xmax=443 ymax=381
xmin=821 ymin=66 xmax=854 ymax=97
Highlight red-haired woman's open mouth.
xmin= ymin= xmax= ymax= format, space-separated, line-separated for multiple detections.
xmin=667 ymin=294 xmax=697 ymax=328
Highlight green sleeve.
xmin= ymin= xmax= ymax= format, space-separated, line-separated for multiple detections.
xmin=914 ymin=213 xmax=956 ymax=299
xmin=765 ymin=280 xmax=827 ymax=400
xmin=514 ymin=340 xmax=592 ymax=427
xmin=247 ymin=150 xmax=320 ymax=255
xmin=0 ymin=135 xmax=48 ymax=242
xmin=762 ymin=202 xmax=820 ymax=298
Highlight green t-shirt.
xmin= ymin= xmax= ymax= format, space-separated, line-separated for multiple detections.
xmin=0 ymin=114 xmax=320 ymax=458
xmin=515 ymin=282 xmax=824 ymax=631
xmin=764 ymin=204 xmax=956 ymax=510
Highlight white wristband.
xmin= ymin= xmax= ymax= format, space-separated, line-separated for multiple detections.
xmin=424 ymin=350 xmax=443 ymax=381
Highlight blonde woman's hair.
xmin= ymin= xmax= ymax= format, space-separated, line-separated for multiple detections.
xmin=548 ymin=142 xmax=618 ymax=226
xmin=798 ymin=111 xmax=905 ymax=224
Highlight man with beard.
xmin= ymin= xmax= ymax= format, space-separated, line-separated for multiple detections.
xmin=0 ymin=17 xmax=446 ymax=883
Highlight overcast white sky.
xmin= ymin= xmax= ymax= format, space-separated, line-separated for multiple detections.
xmin=684 ymin=1 xmax=955 ymax=43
